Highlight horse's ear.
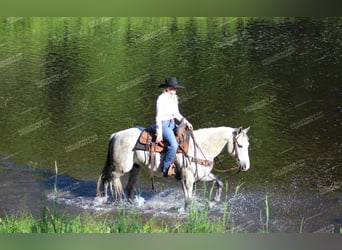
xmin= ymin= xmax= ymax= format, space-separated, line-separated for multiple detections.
xmin=243 ymin=126 xmax=250 ymax=134
xmin=238 ymin=127 xmax=242 ymax=134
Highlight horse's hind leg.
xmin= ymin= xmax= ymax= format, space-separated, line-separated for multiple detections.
xmin=96 ymin=173 xmax=109 ymax=203
xmin=126 ymin=164 xmax=141 ymax=201
xmin=109 ymin=179 xmax=114 ymax=201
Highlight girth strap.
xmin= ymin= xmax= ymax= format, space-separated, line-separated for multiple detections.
xmin=178 ymin=141 xmax=213 ymax=167
xmin=188 ymin=156 xmax=213 ymax=167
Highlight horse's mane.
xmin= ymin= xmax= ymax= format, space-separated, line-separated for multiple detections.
xmin=193 ymin=126 xmax=235 ymax=137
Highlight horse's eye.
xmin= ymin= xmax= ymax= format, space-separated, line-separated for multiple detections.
xmin=238 ymin=144 xmax=243 ymax=148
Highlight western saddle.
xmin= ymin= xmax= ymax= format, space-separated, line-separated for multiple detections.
xmin=135 ymin=121 xmax=190 ymax=154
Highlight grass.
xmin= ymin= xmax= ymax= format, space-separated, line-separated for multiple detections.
xmin=0 ymin=202 xmax=229 ymax=233
xmin=0 ymin=213 xmax=135 ymax=233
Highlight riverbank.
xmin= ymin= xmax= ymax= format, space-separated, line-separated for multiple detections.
xmin=0 ymin=201 xmax=264 ymax=233
xmin=2 ymin=202 xmax=341 ymax=233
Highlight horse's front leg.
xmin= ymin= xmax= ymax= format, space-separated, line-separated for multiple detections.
xmin=180 ymin=169 xmax=195 ymax=208
xmin=201 ymin=172 xmax=223 ymax=208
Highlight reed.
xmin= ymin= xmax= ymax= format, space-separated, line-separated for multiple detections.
xmin=259 ymin=194 xmax=270 ymax=233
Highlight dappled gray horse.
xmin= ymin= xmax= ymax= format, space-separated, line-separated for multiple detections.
xmin=96 ymin=126 xmax=250 ymax=207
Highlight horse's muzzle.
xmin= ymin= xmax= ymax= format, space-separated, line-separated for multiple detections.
xmin=240 ymin=161 xmax=250 ymax=171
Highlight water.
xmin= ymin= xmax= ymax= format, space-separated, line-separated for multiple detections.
xmin=0 ymin=17 xmax=341 ymax=232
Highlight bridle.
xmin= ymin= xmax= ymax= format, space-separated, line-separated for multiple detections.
xmin=213 ymin=132 xmax=243 ymax=175
xmin=187 ymin=129 xmax=244 ymax=175
xmin=232 ymin=133 xmax=242 ymax=164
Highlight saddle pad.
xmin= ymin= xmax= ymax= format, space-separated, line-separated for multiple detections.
xmin=135 ymin=128 xmax=190 ymax=154
xmin=139 ymin=130 xmax=152 ymax=145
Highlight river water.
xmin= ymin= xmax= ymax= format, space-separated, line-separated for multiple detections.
xmin=0 ymin=17 xmax=341 ymax=232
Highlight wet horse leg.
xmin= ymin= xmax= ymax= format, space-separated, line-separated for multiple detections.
xmin=180 ymin=169 xmax=195 ymax=208
xmin=125 ymin=164 xmax=142 ymax=201
xmin=96 ymin=173 xmax=109 ymax=203
xmin=200 ymin=172 xmax=223 ymax=207
xmin=109 ymin=178 xmax=114 ymax=201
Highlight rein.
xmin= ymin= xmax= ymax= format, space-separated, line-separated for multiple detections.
xmin=213 ymin=156 xmax=241 ymax=175
xmin=212 ymin=134 xmax=241 ymax=174
xmin=189 ymin=130 xmax=241 ymax=175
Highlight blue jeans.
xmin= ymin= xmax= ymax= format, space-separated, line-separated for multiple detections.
xmin=161 ymin=120 xmax=178 ymax=173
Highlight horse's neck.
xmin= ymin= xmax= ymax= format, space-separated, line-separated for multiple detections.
xmin=191 ymin=127 xmax=235 ymax=159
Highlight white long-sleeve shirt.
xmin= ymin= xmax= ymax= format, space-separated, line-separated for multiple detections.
xmin=155 ymin=92 xmax=185 ymax=135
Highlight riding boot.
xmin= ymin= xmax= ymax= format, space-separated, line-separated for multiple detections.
xmin=163 ymin=163 xmax=176 ymax=177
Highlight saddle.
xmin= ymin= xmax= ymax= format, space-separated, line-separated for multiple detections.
xmin=135 ymin=122 xmax=191 ymax=154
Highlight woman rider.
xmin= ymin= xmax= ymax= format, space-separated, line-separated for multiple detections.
xmin=155 ymin=77 xmax=193 ymax=177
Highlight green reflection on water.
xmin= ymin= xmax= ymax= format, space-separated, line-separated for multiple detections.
xmin=0 ymin=18 xmax=340 ymax=191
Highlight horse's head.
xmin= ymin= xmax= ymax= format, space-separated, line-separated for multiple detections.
xmin=229 ymin=127 xmax=250 ymax=171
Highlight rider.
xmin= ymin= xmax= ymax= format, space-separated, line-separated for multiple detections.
xmin=155 ymin=77 xmax=193 ymax=177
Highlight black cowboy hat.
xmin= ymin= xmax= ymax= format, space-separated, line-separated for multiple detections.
xmin=158 ymin=76 xmax=185 ymax=89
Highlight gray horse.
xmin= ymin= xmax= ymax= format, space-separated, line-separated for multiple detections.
xmin=96 ymin=126 xmax=250 ymax=207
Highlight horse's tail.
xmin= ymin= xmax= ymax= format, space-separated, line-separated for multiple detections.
xmin=96 ymin=173 xmax=104 ymax=197
xmin=96 ymin=134 xmax=115 ymax=197
xmin=104 ymin=135 xmax=115 ymax=173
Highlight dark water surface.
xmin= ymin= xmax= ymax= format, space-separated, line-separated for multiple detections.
xmin=0 ymin=17 xmax=341 ymax=232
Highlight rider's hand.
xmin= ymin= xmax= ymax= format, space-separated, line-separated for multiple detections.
xmin=186 ymin=121 xmax=193 ymax=130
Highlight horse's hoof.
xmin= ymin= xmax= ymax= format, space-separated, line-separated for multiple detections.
xmin=184 ymin=199 xmax=192 ymax=209
xmin=208 ymin=201 xmax=216 ymax=209
xmin=94 ymin=196 xmax=107 ymax=205
xmin=134 ymin=196 xmax=145 ymax=207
